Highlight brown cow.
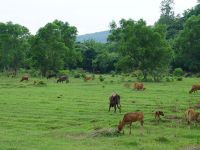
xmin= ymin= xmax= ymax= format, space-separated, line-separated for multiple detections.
xmin=185 ymin=108 xmax=199 ymax=124
xmin=118 ymin=112 xmax=144 ymax=134
xmin=109 ymin=93 xmax=121 ymax=113
xmin=155 ymin=111 xmax=164 ymax=123
xmin=84 ymin=76 xmax=93 ymax=82
xmin=189 ymin=84 xmax=200 ymax=94
xmin=20 ymin=76 xmax=28 ymax=82
xmin=133 ymin=82 xmax=145 ymax=90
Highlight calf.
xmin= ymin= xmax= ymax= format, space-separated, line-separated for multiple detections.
xmin=109 ymin=93 xmax=121 ymax=113
xmin=20 ymin=76 xmax=28 ymax=82
xmin=84 ymin=76 xmax=93 ymax=82
xmin=133 ymin=82 xmax=145 ymax=90
xmin=189 ymin=84 xmax=200 ymax=94
xmin=155 ymin=111 xmax=164 ymax=123
xmin=185 ymin=108 xmax=199 ymax=124
xmin=57 ymin=75 xmax=69 ymax=83
xmin=118 ymin=112 xmax=144 ymax=134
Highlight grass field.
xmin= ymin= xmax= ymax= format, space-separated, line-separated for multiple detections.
xmin=0 ymin=75 xmax=200 ymax=150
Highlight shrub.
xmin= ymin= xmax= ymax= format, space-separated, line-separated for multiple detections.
xmin=173 ymin=68 xmax=183 ymax=77
xmin=132 ymin=70 xmax=143 ymax=80
xmin=92 ymin=74 xmax=95 ymax=80
xmin=99 ymin=75 xmax=104 ymax=82
xmin=59 ymin=70 xmax=70 ymax=76
xmin=165 ymin=76 xmax=174 ymax=82
xmin=74 ymin=74 xmax=81 ymax=78
xmin=176 ymin=77 xmax=183 ymax=81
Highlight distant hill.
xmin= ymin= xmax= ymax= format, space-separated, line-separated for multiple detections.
xmin=76 ymin=31 xmax=110 ymax=43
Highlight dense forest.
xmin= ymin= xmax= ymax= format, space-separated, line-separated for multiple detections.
xmin=0 ymin=0 xmax=200 ymax=81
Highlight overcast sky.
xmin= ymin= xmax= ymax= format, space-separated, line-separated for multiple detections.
xmin=0 ymin=0 xmax=197 ymax=35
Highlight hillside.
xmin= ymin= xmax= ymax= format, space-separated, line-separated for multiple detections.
xmin=77 ymin=31 xmax=109 ymax=43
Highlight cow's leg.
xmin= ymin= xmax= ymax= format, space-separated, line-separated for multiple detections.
xmin=129 ymin=123 xmax=132 ymax=135
xmin=114 ymin=105 xmax=116 ymax=113
xmin=117 ymin=104 xmax=121 ymax=113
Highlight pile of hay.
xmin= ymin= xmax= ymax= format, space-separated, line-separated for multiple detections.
xmin=90 ymin=128 xmax=122 ymax=137
xmin=33 ymin=80 xmax=47 ymax=86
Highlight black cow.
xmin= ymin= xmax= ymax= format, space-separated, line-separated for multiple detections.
xmin=109 ymin=93 xmax=121 ymax=113
xmin=57 ymin=75 xmax=69 ymax=83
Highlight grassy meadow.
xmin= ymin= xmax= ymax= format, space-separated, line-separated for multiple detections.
xmin=0 ymin=75 xmax=200 ymax=150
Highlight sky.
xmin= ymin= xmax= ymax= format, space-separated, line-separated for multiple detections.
xmin=0 ymin=0 xmax=198 ymax=35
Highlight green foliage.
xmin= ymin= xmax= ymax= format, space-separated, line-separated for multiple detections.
xmin=109 ymin=19 xmax=172 ymax=81
xmin=173 ymin=68 xmax=183 ymax=77
xmin=59 ymin=70 xmax=70 ymax=75
xmin=176 ymin=77 xmax=183 ymax=81
xmin=74 ymin=73 xmax=81 ymax=78
xmin=99 ymin=75 xmax=105 ymax=82
xmin=165 ymin=76 xmax=174 ymax=82
xmin=174 ymin=15 xmax=200 ymax=72
xmin=0 ymin=22 xmax=31 ymax=72
xmin=31 ymin=20 xmax=78 ymax=76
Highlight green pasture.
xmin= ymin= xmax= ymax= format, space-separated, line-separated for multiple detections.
xmin=0 ymin=75 xmax=200 ymax=150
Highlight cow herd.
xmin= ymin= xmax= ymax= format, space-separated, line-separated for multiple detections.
xmin=18 ymin=74 xmax=200 ymax=134
xmin=110 ymin=82 xmax=200 ymax=134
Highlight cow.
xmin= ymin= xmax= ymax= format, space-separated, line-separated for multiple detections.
xmin=57 ymin=75 xmax=69 ymax=83
xmin=109 ymin=93 xmax=121 ymax=113
xmin=133 ymin=82 xmax=145 ymax=90
xmin=47 ymin=74 xmax=57 ymax=79
xmin=118 ymin=112 xmax=144 ymax=135
xmin=155 ymin=111 xmax=164 ymax=123
xmin=84 ymin=76 xmax=93 ymax=82
xmin=20 ymin=76 xmax=28 ymax=82
xmin=185 ymin=108 xmax=199 ymax=125
xmin=189 ymin=84 xmax=200 ymax=94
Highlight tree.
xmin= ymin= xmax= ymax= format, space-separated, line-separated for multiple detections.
xmin=31 ymin=20 xmax=77 ymax=76
xmin=108 ymin=19 xmax=172 ymax=81
xmin=173 ymin=15 xmax=200 ymax=72
xmin=159 ymin=0 xmax=175 ymax=24
xmin=0 ymin=22 xmax=30 ymax=73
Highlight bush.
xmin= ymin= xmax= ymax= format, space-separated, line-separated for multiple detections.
xmin=165 ymin=76 xmax=174 ymax=82
xmin=92 ymin=74 xmax=95 ymax=80
xmin=110 ymin=71 xmax=115 ymax=77
xmin=176 ymin=77 xmax=183 ymax=81
xmin=59 ymin=70 xmax=70 ymax=76
xmin=99 ymin=75 xmax=105 ymax=82
xmin=173 ymin=68 xmax=183 ymax=77
xmin=74 ymin=74 xmax=81 ymax=78
xmin=132 ymin=70 xmax=143 ymax=80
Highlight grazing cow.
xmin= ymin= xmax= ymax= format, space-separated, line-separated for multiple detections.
xmin=84 ymin=76 xmax=93 ymax=82
xmin=118 ymin=112 xmax=144 ymax=134
xmin=7 ymin=71 xmax=16 ymax=78
xmin=185 ymin=108 xmax=199 ymax=124
xmin=20 ymin=76 xmax=28 ymax=82
xmin=189 ymin=84 xmax=200 ymax=94
xmin=155 ymin=111 xmax=164 ymax=123
xmin=133 ymin=82 xmax=145 ymax=90
xmin=47 ymin=74 xmax=57 ymax=79
xmin=109 ymin=93 xmax=121 ymax=113
xmin=57 ymin=75 xmax=69 ymax=83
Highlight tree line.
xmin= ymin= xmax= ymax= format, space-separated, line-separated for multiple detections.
xmin=0 ymin=0 xmax=200 ymax=81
